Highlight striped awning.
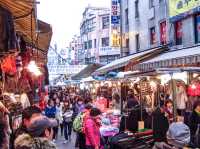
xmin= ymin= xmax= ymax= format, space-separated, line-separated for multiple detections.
xmin=0 ymin=0 xmax=37 ymax=48
xmin=94 ymin=46 xmax=168 ymax=75
xmin=139 ymin=45 xmax=200 ymax=72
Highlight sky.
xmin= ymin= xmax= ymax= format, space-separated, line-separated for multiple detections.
xmin=37 ymin=0 xmax=110 ymax=49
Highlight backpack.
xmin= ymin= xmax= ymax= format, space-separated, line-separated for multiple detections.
xmin=73 ymin=113 xmax=84 ymax=132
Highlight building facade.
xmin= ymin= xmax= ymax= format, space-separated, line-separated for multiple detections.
xmin=69 ymin=35 xmax=84 ymax=65
xmin=47 ymin=46 xmax=85 ymax=85
xmin=80 ymin=6 xmax=120 ymax=65
xmin=121 ymin=0 xmax=200 ymax=57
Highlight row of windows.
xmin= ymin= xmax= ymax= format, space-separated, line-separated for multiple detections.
xmin=126 ymin=14 xmax=200 ymax=51
xmin=84 ymin=38 xmax=110 ymax=49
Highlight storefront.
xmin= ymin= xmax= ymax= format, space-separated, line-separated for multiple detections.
xmin=0 ymin=1 xmax=52 ymax=139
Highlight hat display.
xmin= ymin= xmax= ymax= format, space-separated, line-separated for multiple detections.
xmin=27 ymin=116 xmax=58 ymax=137
xmin=167 ymin=122 xmax=190 ymax=148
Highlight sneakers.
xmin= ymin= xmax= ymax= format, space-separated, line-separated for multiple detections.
xmin=63 ymin=140 xmax=68 ymax=144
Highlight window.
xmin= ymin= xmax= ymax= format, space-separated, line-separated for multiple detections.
xmin=150 ymin=27 xmax=156 ymax=45
xmin=125 ymin=8 xmax=129 ymax=25
xmin=160 ymin=21 xmax=167 ymax=45
xmin=88 ymin=40 xmax=92 ymax=49
xmin=94 ymin=39 xmax=97 ymax=48
xmin=149 ymin=0 xmax=154 ymax=8
xmin=175 ymin=21 xmax=183 ymax=45
xmin=135 ymin=0 xmax=139 ymax=18
xmin=84 ymin=42 xmax=87 ymax=49
xmin=126 ymin=38 xmax=129 ymax=48
xmin=102 ymin=37 xmax=109 ymax=47
xmin=195 ymin=14 xmax=200 ymax=43
xmin=135 ymin=34 xmax=140 ymax=50
xmin=159 ymin=0 xmax=164 ymax=3
xmin=102 ymin=16 xmax=110 ymax=29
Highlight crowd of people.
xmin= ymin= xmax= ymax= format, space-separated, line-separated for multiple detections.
xmin=0 ymin=86 xmax=200 ymax=149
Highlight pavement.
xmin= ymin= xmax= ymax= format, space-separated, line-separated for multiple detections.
xmin=55 ymin=130 xmax=77 ymax=149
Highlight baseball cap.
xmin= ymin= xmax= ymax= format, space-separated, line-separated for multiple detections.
xmin=27 ymin=116 xmax=58 ymax=137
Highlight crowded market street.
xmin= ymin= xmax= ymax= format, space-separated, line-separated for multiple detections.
xmin=1 ymin=0 xmax=200 ymax=149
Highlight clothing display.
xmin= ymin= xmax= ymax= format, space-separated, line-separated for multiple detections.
xmin=20 ymin=93 xmax=30 ymax=109
xmin=176 ymin=85 xmax=188 ymax=110
xmin=1 ymin=55 xmax=17 ymax=75
xmin=0 ymin=6 xmax=16 ymax=52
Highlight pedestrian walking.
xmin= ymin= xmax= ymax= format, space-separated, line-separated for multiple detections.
xmin=63 ymin=100 xmax=73 ymax=143
xmin=84 ymin=108 xmax=102 ymax=149
xmin=45 ymin=99 xmax=57 ymax=141
xmin=55 ymin=98 xmax=64 ymax=137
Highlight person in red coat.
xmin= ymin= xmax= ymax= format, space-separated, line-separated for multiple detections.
xmin=84 ymin=108 xmax=102 ymax=149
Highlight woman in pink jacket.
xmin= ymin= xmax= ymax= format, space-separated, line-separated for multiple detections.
xmin=84 ymin=108 xmax=102 ymax=149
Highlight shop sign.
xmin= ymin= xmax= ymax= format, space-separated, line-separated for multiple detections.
xmin=169 ymin=0 xmax=200 ymax=22
xmin=111 ymin=0 xmax=120 ymax=25
xmin=111 ymin=0 xmax=121 ymax=47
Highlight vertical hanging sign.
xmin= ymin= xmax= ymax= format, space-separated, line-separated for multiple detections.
xmin=111 ymin=0 xmax=121 ymax=47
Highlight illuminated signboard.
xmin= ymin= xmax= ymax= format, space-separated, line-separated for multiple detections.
xmin=169 ymin=0 xmax=200 ymax=22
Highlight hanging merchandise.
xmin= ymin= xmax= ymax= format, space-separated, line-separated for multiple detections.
xmin=188 ymin=80 xmax=200 ymax=96
xmin=176 ymin=84 xmax=188 ymax=111
xmin=1 ymin=55 xmax=17 ymax=75
xmin=16 ymin=55 xmax=23 ymax=72
xmin=0 ymin=6 xmax=17 ymax=52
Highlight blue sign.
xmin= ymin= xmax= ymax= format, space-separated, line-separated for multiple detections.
xmin=111 ymin=16 xmax=120 ymax=24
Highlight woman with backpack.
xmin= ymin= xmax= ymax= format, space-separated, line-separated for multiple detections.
xmin=84 ymin=108 xmax=102 ymax=149
xmin=63 ymin=100 xmax=73 ymax=143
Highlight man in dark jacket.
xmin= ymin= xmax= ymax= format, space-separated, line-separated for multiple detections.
xmin=11 ymin=106 xmax=42 ymax=149
xmin=126 ymin=93 xmax=139 ymax=110
xmin=190 ymin=100 xmax=200 ymax=139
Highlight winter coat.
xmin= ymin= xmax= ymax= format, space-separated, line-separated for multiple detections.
xmin=84 ymin=117 xmax=101 ymax=147
xmin=176 ymin=86 xmax=188 ymax=110
xmin=63 ymin=109 xmax=73 ymax=122
xmin=45 ymin=106 xmax=56 ymax=118
xmin=14 ymin=133 xmax=57 ymax=149
xmin=189 ymin=110 xmax=200 ymax=136
xmin=55 ymin=105 xmax=63 ymax=123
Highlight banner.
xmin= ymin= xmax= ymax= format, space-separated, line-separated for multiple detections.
xmin=169 ymin=0 xmax=200 ymax=22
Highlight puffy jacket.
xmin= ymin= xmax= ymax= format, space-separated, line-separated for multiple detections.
xmin=84 ymin=117 xmax=100 ymax=147
xmin=15 ymin=133 xmax=57 ymax=149
xmin=45 ymin=106 xmax=56 ymax=118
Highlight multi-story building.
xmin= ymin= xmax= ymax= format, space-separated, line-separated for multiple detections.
xmin=69 ymin=35 xmax=84 ymax=65
xmin=80 ymin=6 xmax=120 ymax=65
xmin=95 ymin=0 xmax=200 ymax=75
xmin=121 ymin=0 xmax=169 ymax=56
xmin=121 ymin=0 xmax=200 ymax=56
xmin=47 ymin=46 xmax=86 ymax=85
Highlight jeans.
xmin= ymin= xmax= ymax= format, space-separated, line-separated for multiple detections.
xmin=78 ymin=132 xmax=86 ymax=149
xmin=86 ymin=146 xmax=95 ymax=149
xmin=63 ymin=121 xmax=72 ymax=140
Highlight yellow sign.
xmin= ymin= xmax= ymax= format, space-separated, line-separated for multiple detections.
xmin=169 ymin=0 xmax=200 ymax=18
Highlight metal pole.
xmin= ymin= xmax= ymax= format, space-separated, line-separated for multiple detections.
xmin=170 ymin=73 xmax=177 ymax=122
xmin=120 ymin=0 xmax=123 ymax=57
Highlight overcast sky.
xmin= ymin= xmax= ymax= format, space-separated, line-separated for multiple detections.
xmin=37 ymin=0 xmax=110 ymax=49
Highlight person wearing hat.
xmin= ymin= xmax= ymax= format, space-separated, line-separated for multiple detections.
xmin=153 ymin=122 xmax=191 ymax=149
xmin=14 ymin=116 xmax=58 ymax=149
